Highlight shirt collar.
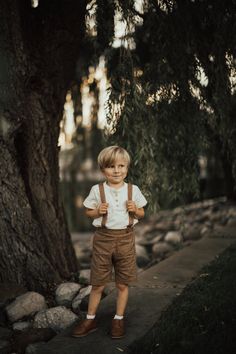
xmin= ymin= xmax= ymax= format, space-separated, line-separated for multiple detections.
xmin=104 ymin=181 xmax=127 ymax=192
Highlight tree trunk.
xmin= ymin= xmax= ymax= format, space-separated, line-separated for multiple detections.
xmin=0 ymin=0 xmax=87 ymax=292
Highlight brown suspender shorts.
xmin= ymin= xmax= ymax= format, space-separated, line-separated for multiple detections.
xmin=90 ymin=183 xmax=137 ymax=286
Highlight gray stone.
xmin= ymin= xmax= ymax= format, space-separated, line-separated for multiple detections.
xmin=183 ymin=227 xmax=201 ymax=241
xmin=152 ymin=242 xmax=173 ymax=257
xmin=34 ymin=306 xmax=78 ymax=332
xmin=136 ymin=234 xmax=162 ymax=246
xmin=164 ymin=231 xmax=183 ymax=245
xmin=227 ymin=217 xmax=236 ymax=227
xmin=72 ymin=286 xmax=92 ymax=311
xmin=74 ymin=244 xmax=92 ymax=261
xmin=154 ymin=221 xmax=174 ymax=232
xmin=12 ymin=321 xmax=32 ymax=331
xmin=6 ymin=292 xmax=47 ymax=322
xmin=25 ymin=342 xmax=47 ymax=354
xmin=135 ymin=244 xmax=150 ymax=267
xmin=103 ymin=284 xmax=115 ymax=296
xmin=209 ymin=211 xmax=222 ymax=223
xmin=138 ymin=223 xmax=154 ymax=234
xmin=79 ymin=270 xmax=91 ymax=284
xmin=228 ymin=207 xmax=236 ymax=217
xmin=55 ymin=283 xmax=81 ymax=306
xmin=200 ymin=226 xmax=210 ymax=236
xmin=172 ymin=206 xmax=184 ymax=215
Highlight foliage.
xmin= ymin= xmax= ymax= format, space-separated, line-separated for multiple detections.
xmin=94 ymin=0 xmax=236 ymax=210
xmin=72 ymin=0 xmax=236 ymax=211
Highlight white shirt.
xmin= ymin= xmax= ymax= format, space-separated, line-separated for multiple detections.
xmin=83 ymin=181 xmax=147 ymax=229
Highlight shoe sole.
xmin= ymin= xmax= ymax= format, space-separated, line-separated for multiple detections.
xmin=72 ymin=328 xmax=98 ymax=337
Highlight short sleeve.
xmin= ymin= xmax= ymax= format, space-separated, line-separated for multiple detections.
xmin=83 ymin=185 xmax=100 ymax=209
xmin=133 ymin=185 xmax=147 ymax=208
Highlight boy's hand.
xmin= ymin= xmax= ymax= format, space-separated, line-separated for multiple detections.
xmin=98 ymin=203 xmax=109 ymax=215
xmin=126 ymin=201 xmax=137 ymax=214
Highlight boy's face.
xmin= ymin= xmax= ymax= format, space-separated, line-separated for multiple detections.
xmin=102 ymin=157 xmax=128 ymax=186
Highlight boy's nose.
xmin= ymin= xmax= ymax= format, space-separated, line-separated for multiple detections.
xmin=114 ymin=166 xmax=119 ymax=172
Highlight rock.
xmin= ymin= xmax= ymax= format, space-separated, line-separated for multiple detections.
xmin=25 ymin=342 xmax=46 ymax=354
xmin=164 ymin=231 xmax=183 ymax=245
xmin=209 ymin=211 xmax=223 ymax=223
xmin=12 ymin=328 xmax=55 ymax=354
xmin=172 ymin=206 xmax=184 ymax=215
xmin=183 ymin=227 xmax=201 ymax=241
xmin=103 ymin=284 xmax=115 ymax=296
xmin=72 ymin=286 xmax=92 ymax=311
xmin=6 ymin=292 xmax=47 ymax=323
xmin=154 ymin=221 xmax=174 ymax=232
xmin=135 ymin=245 xmax=150 ymax=268
xmin=79 ymin=270 xmax=91 ymax=284
xmin=74 ymin=244 xmax=92 ymax=261
xmin=227 ymin=217 xmax=236 ymax=227
xmin=12 ymin=321 xmax=32 ymax=331
xmin=0 ymin=283 xmax=27 ymax=308
xmin=200 ymin=226 xmax=210 ymax=237
xmin=219 ymin=215 xmax=229 ymax=225
xmin=228 ymin=207 xmax=236 ymax=217
xmin=55 ymin=283 xmax=81 ymax=307
xmin=34 ymin=307 xmax=78 ymax=332
xmin=136 ymin=234 xmax=162 ymax=246
xmin=152 ymin=242 xmax=173 ymax=257
xmin=172 ymin=218 xmax=182 ymax=229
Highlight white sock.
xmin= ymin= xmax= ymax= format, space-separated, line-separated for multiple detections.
xmin=114 ymin=314 xmax=123 ymax=320
xmin=86 ymin=314 xmax=95 ymax=320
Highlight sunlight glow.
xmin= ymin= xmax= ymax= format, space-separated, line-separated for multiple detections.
xmin=226 ymin=53 xmax=236 ymax=94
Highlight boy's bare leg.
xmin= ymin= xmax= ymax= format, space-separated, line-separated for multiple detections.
xmin=72 ymin=285 xmax=105 ymax=337
xmin=115 ymin=283 xmax=129 ymax=316
xmin=87 ymin=285 xmax=105 ymax=315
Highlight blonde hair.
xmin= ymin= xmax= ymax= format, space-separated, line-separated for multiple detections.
xmin=97 ymin=146 xmax=131 ymax=170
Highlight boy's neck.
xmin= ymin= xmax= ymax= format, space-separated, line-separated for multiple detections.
xmin=105 ymin=181 xmax=125 ymax=189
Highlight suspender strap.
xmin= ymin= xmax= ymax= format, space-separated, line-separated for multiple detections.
xmin=128 ymin=183 xmax=134 ymax=227
xmin=99 ymin=183 xmax=107 ymax=227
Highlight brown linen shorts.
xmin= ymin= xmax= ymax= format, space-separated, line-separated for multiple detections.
xmin=90 ymin=227 xmax=137 ymax=286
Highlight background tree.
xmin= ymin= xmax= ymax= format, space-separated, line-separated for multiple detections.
xmin=0 ymin=0 xmax=87 ymax=292
xmin=106 ymin=0 xmax=236 ymax=207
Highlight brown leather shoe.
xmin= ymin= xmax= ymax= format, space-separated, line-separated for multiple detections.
xmin=111 ymin=319 xmax=125 ymax=338
xmin=72 ymin=319 xmax=97 ymax=337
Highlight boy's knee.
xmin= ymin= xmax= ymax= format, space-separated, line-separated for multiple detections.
xmin=91 ymin=285 xmax=105 ymax=293
xmin=116 ymin=283 xmax=128 ymax=291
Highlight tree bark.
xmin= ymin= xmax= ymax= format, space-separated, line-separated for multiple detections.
xmin=0 ymin=0 xmax=87 ymax=292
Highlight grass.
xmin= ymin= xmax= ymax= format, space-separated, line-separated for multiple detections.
xmin=149 ymin=243 xmax=236 ymax=354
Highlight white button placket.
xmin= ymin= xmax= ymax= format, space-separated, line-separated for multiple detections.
xmin=114 ymin=190 xmax=119 ymax=207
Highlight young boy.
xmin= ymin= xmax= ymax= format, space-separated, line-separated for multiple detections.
xmin=72 ymin=146 xmax=147 ymax=338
